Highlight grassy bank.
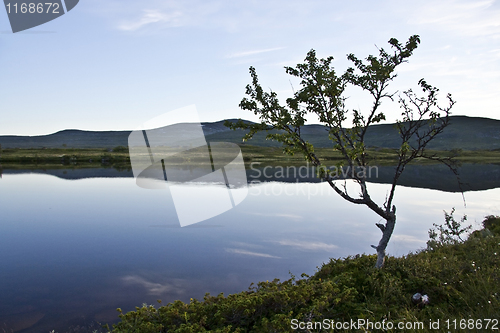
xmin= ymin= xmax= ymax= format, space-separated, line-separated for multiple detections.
xmin=0 ymin=147 xmax=130 ymax=167
xmin=2 ymin=146 xmax=500 ymax=168
xmin=241 ymin=145 xmax=500 ymax=166
xmin=107 ymin=215 xmax=500 ymax=332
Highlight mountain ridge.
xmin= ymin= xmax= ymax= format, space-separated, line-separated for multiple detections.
xmin=1 ymin=116 xmax=499 ymax=150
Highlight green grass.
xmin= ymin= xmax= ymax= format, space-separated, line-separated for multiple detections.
xmin=2 ymin=146 xmax=500 ymax=169
xmin=0 ymin=147 xmax=131 ymax=169
xmin=106 ymin=216 xmax=500 ymax=333
xmin=239 ymin=145 xmax=500 ymax=166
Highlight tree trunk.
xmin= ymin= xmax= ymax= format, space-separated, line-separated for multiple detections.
xmin=374 ymin=214 xmax=396 ymax=268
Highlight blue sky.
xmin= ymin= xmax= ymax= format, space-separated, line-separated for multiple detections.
xmin=1 ymin=0 xmax=499 ymax=135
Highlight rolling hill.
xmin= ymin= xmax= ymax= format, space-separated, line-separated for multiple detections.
xmin=0 ymin=116 xmax=499 ymax=150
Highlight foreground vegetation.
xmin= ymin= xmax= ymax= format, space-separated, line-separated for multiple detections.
xmin=107 ymin=214 xmax=500 ymax=332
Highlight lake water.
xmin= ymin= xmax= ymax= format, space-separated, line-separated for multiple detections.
xmin=1 ymin=169 xmax=500 ymax=332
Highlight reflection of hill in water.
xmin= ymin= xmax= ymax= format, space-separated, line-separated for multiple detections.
xmin=246 ymin=163 xmax=500 ymax=192
xmin=2 ymin=163 xmax=500 ymax=193
xmin=374 ymin=163 xmax=500 ymax=192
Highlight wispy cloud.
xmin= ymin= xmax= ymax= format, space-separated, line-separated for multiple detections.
xmin=408 ymin=0 xmax=500 ymax=38
xmin=93 ymin=0 xmax=229 ymax=33
xmin=226 ymin=47 xmax=285 ymax=59
xmin=392 ymin=234 xmax=426 ymax=244
xmin=118 ymin=9 xmax=183 ymax=31
xmin=277 ymin=239 xmax=338 ymax=251
xmin=225 ymin=248 xmax=281 ymax=258
xmin=122 ymin=275 xmax=183 ymax=295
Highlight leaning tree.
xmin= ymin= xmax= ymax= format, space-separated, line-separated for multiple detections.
xmin=226 ymin=35 xmax=458 ymax=268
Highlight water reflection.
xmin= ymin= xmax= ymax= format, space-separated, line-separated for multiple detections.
xmin=3 ymin=162 xmax=500 ymax=192
xmin=0 ymin=173 xmax=499 ymax=331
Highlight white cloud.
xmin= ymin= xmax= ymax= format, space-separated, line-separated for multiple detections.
xmin=118 ymin=9 xmax=183 ymax=31
xmin=277 ymin=239 xmax=338 ymax=251
xmin=226 ymin=47 xmax=285 ymax=59
xmin=225 ymin=248 xmax=281 ymax=258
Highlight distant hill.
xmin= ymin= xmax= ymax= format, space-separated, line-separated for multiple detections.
xmin=205 ymin=116 xmax=500 ymax=150
xmin=1 ymin=116 xmax=499 ymax=150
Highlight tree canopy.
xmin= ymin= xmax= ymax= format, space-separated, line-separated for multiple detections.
xmin=226 ymin=35 xmax=457 ymax=268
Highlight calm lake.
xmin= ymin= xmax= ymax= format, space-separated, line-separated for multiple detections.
xmin=1 ymin=166 xmax=500 ymax=332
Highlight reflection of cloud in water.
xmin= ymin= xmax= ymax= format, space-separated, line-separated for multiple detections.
xmin=122 ymin=276 xmax=184 ymax=295
xmin=230 ymin=241 xmax=266 ymax=249
xmin=225 ymin=248 xmax=281 ymax=259
xmin=249 ymin=212 xmax=304 ymax=220
xmin=277 ymin=239 xmax=338 ymax=251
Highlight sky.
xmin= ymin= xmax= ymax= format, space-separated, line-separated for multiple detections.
xmin=0 ymin=0 xmax=499 ymax=135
